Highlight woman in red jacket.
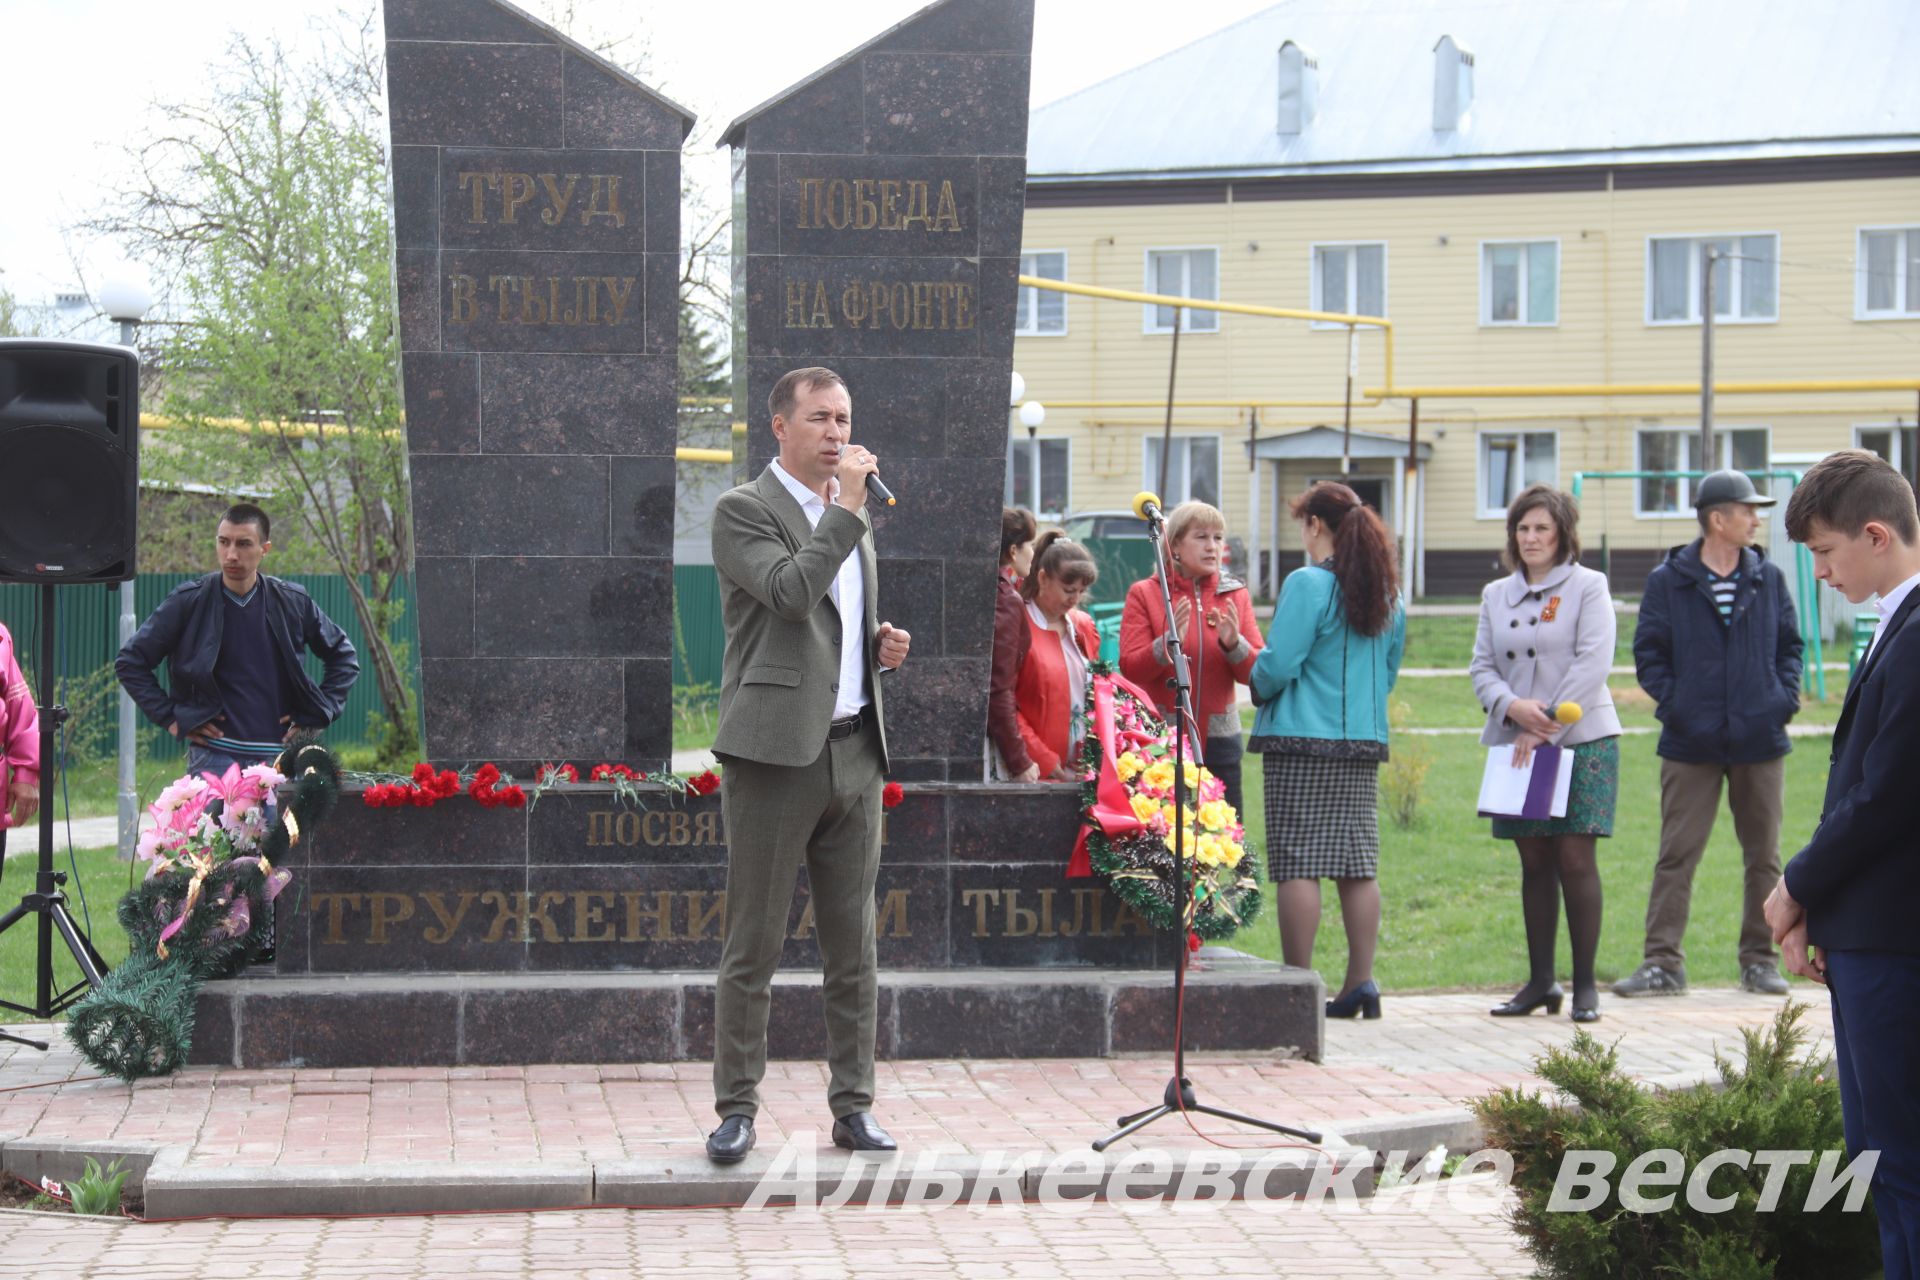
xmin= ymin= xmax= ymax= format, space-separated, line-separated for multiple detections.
xmin=987 ymin=507 xmax=1039 ymax=781
xmin=1014 ymin=532 xmax=1101 ymax=782
xmin=1119 ymin=501 xmax=1264 ymax=819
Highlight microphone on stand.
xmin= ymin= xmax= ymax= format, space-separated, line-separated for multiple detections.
xmin=1132 ymin=490 xmax=1165 ymax=528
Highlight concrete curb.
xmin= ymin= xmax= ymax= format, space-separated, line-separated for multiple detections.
xmin=0 ymin=1137 xmax=165 ymax=1199
xmin=0 ymin=1071 xmax=1726 ymax=1218
xmin=142 ymin=1160 xmax=595 ymax=1220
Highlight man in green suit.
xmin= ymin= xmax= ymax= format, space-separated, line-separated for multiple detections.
xmin=705 ymin=367 xmax=911 ymax=1163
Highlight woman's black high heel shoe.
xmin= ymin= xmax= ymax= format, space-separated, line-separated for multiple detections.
xmin=1570 ymin=989 xmax=1601 ymax=1023
xmin=1489 ymin=984 xmax=1563 ymax=1017
xmin=1327 ymin=979 xmax=1381 ymax=1020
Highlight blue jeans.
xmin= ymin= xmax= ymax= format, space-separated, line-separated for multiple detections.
xmin=186 ymin=744 xmax=256 ymax=778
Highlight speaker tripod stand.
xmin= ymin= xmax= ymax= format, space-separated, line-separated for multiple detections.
xmin=0 ymin=582 xmax=110 ymax=1051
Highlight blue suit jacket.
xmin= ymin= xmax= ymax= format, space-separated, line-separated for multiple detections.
xmin=1783 ymin=585 xmax=1920 ymax=952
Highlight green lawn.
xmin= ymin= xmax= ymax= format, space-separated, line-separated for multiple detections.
xmin=1379 ymin=674 xmax=1844 ymax=732
xmin=1399 ymin=612 xmax=1632 ymax=671
xmin=1220 ymin=729 xmax=1834 ymax=994
xmin=0 ymin=847 xmax=136 ymax=1025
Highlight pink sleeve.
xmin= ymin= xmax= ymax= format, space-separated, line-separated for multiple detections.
xmin=1 ymin=631 xmax=38 ymax=786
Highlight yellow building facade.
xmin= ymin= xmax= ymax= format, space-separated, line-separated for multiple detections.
xmin=1014 ymin=165 xmax=1920 ymax=598
xmin=1013 ymin=4 xmax=1920 ymax=599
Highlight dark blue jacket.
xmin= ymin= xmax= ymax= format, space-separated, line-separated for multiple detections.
xmin=1784 ymin=585 xmax=1920 ymax=953
xmin=115 ymin=573 xmax=359 ymax=736
xmin=1633 ymin=541 xmax=1803 ymax=764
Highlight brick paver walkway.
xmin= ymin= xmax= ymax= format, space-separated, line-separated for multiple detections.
xmin=1 ymin=989 xmax=1825 ymax=1169
xmin=2 ymin=1189 xmax=1531 ymax=1279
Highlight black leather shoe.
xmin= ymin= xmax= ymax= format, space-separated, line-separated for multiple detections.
xmin=706 ymin=1115 xmax=755 ymax=1163
xmin=831 ymin=1112 xmax=897 ymax=1152
xmin=1326 ymin=979 xmax=1381 ymax=1020
xmin=1489 ymin=984 xmax=1563 ymax=1017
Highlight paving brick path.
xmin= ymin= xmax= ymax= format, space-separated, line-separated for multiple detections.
xmin=0 ymin=989 xmax=1828 ymax=1278
xmin=3 ymin=1191 xmax=1530 ymax=1279
xmin=1 ymin=989 xmax=1824 ymax=1170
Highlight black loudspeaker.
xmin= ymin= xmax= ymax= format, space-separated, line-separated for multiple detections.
xmin=0 ymin=339 xmax=140 ymax=584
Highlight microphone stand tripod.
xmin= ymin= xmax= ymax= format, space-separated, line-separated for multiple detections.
xmin=1093 ymin=510 xmax=1319 ymax=1152
xmin=0 ymin=582 xmax=110 ymax=1050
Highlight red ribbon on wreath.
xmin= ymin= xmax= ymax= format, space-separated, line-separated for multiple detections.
xmin=1068 ymin=670 xmax=1173 ymax=878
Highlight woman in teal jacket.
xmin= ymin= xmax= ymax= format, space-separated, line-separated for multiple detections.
xmin=1250 ymin=482 xmax=1406 ymax=1020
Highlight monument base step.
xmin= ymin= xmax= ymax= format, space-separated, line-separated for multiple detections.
xmin=190 ymin=950 xmax=1323 ymax=1068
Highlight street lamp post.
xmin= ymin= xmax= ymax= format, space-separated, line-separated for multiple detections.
xmin=98 ymin=279 xmax=151 ymax=866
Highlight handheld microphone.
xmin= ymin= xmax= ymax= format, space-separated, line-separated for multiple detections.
xmin=1552 ymin=702 xmax=1583 ymax=725
xmin=835 ymin=445 xmax=896 ymax=506
xmin=1131 ymin=490 xmax=1165 ymax=525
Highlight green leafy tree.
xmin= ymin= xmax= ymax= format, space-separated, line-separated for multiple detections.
xmin=0 ymin=279 xmax=42 ymax=337
xmin=87 ymin=18 xmax=418 ymax=763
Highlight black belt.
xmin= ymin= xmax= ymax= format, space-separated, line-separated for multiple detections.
xmin=827 ymin=710 xmax=864 ymax=741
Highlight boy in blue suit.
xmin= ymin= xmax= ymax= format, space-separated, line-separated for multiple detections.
xmin=1767 ymin=448 xmax=1920 ymax=1279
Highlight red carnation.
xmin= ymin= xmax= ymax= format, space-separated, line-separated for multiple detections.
xmin=882 ymin=781 xmax=905 ymax=809
xmin=411 ymin=762 xmax=436 ymax=787
xmin=499 ymin=785 xmax=526 ymax=808
xmin=362 ymin=787 xmax=384 ymax=808
xmin=1188 ymin=931 xmax=1203 ymax=953
xmin=435 ymin=770 xmax=461 ymax=797
xmin=408 ymin=787 xmax=435 ymax=807
xmin=689 ymin=769 xmax=721 ymax=796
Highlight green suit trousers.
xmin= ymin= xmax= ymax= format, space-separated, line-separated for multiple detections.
xmin=713 ymin=718 xmax=885 ymax=1119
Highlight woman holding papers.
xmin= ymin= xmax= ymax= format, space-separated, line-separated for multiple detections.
xmin=1249 ymin=483 xmax=1405 ymax=1020
xmin=1471 ymin=485 xmax=1623 ymax=1024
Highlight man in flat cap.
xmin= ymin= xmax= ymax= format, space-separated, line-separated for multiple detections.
xmin=1618 ymin=469 xmax=1803 ymax=999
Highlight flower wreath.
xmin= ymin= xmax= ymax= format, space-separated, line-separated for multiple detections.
xmin=1072 ymin=665 xmax=1261 ymax=941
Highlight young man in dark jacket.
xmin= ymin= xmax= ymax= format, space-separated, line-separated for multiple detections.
xmin=116 ymin=504 xmax=359 ymax=775
xmin=1616 ymin=469 xmax=1803 ymax=998
xmin=1765 ymin=449 xmax=1920 ymax=1279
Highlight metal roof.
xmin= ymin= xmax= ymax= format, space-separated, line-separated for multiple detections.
xmin=1251 ymin=426 xmax=1432 ymax=461
xmin=1028 ymin=0 xmax=1920 ymax=181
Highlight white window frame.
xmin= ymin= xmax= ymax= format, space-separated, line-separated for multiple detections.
xmin=1015 ymin=249 xmax=1069 ymax=337
xmin=1856 ymin=225 xmax=1920 ymax=320
xmin=1475 ymin=429 xmax=1560 ymax=520
xmin=1006 ymin=434 xmax=1071 ymax=521
xmin=1141 ymin=247 xmax=1220 ymax=335
xmin=1309 ymin=241 xmax=1389 ymax=329
xmin=1854 ymin=422 xmax=1918 ymax=474
xmin=1479 ymin=238 xmax=1560 ymax=327
xmin=1142 ymin=433 xmax=1224 ymax=509
xmin=1644 ymin=232 xmax=1781 ymax=326
xmin=1632 ymin=425 xmax=1773 ymax=517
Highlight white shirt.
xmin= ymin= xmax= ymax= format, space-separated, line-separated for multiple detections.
xmin=1864 ymin=569 xmax=1920 ymax=667
xmin=768 ymin=459 xmax=869 ymax=719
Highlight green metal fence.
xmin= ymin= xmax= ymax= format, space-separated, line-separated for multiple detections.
xmin=0 ymin=574 xmax=421 ymax=761
xmin=668 ymin=538 xmax=1162 ymax=694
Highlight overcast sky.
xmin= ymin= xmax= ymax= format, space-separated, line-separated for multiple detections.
xmin=2 ymin=0 xmax=1277 ymax=305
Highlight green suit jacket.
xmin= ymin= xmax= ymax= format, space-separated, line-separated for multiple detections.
xmin=710 ymin=465 xmax=889 ymax=770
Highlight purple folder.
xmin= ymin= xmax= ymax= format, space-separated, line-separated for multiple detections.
xmin=1476 ymin=743 xmax=1569 ymax=819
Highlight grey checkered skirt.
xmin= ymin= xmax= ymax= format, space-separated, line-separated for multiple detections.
xmin=1263 ymin=753 xmax=1381 ymax=881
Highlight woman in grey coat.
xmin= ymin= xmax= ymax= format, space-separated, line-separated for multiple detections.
xmin=1470 ymin=485 xmax=1623 ymax=1024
